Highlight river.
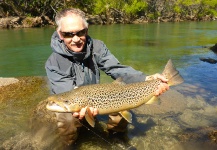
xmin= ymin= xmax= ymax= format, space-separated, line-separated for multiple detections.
xmin=0 ymin=21 xmax=217 ymax=149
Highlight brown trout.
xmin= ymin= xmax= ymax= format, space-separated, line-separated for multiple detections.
xmin=46 ymin=59 xmax=184 ymax=127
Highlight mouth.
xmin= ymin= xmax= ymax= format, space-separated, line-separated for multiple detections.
xmin=46 ymin=101 xmax=69 ymax=112
xmin=71 ymin=40 xmax=83 ymax=46
xmin=76 ymin=44 xmax=83 ymax=48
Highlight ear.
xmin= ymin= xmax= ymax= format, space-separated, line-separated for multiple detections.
xmin=57 ymin=30 xmax=64 ymax=40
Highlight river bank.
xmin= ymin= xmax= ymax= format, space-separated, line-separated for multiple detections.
xmin=1 ymin=0 xmax=217 ymax=29
xmin=1 ymin=12 xmax=217 ymax=29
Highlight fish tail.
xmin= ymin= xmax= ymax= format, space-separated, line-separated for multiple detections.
xmin=162 ymin=59 xmax=184 ymax=86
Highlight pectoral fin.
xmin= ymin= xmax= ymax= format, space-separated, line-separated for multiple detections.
xmin=119 ymin=110 xmax=132 ymax=123
xmin=85 ymin=107 xmax=95 ymax=127
xmin=146 ymin=96 xmax=160 ymax=105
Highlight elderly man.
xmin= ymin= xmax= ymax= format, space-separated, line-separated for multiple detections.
xmin=45 ymin=8 xmax=169 ymax=146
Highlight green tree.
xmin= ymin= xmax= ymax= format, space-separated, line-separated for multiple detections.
xmin=92 ymin=0 xmax=124 ymax=15
xmin=123 ymin=0 xmax=148 ymax=17
xmin=175 ymin=0 xmax=201 ymax=17
xmin=199 ymin=0 xmax=217 ymax=18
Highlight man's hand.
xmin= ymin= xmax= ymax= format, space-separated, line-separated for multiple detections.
xmin=146 ymin=73 xmax=169 ymax=96
xmin=72 ymin=86 xmax=98 ymax=120
xmin=72 ymin=106 xmax=98 ymax=120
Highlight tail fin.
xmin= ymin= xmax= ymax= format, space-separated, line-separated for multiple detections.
xmin=162 ymin=59 xmax=184 ymax=86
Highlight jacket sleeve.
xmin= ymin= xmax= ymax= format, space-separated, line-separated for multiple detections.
xmin=45 ymin=54 xmax=75 ymax=94
xmin=93 ymin=40 xmax=147 ymax=84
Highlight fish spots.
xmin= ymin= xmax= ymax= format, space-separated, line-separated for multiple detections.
xmin=47 ymin=79 xmax=163 ymax=114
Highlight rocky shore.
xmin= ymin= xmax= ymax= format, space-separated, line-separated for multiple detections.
xmin=1 ymin=13 xmax=216 ymax=29
xmin=0 ymin=77 xmax=19 ymax=87
xmin=0 ymin=16 xmax=54 ymax=28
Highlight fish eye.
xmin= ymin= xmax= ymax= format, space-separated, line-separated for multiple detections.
xmin=64 ymin=100 xmax=71 ymax=104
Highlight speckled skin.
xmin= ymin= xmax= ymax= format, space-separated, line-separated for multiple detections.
xmin=46 ymin=79 xmax=162 ymax=114
xmin=46 ymin=59 xmax=184 ymax=115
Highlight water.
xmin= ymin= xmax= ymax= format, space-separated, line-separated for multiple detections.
xmin=0 ymin=21 xmax=217 ymax=149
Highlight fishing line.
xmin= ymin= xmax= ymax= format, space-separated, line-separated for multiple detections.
xmin=79 ymin=121 xmax=130 ymax=150
xmin=79 ymin=121 xmax=114 ymax=148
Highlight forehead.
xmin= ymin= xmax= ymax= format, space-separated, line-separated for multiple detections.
xmin=60 ymin=14 xmax=85 ymax=32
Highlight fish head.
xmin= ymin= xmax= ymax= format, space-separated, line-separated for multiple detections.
xmin=46 ymin=95 xmax=81 ymax=113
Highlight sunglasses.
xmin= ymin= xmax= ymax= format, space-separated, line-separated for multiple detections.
xmin=60 ymin=28 xmax=87 ymax=38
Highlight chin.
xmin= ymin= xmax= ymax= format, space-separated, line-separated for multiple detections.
xmin=73 ymin=49 xmax=83 ymax=52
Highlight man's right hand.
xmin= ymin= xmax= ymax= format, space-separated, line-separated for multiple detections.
xmin=72 ymin=106 xmax=98 ymax=120
xmin=146 ymin=73 xmax=169 ymax=96
xmin=73 ymin=86 xmax=98 ymax=120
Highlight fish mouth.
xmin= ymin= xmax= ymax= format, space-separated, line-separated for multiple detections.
xmin=46 ymin=101 xmax=71 ymax=112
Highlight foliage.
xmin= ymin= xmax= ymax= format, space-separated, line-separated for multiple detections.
xmin=90 ymin=0 xmax=148 ymax=21
xmin=178 ymin=0 xmax=201 ymax=6
xmin=123 ymin=0 xmax=148 ymax=16
xmin=200 ymin=0 xmax=217 ymax=16
xmin=174 ymin=0 xmax=200 ymax=16
xmin=0 ymin=0 xmax=217 ymax=23
xmin=172 ymin=0 xmax=217 ymax=20
xmin=0 ymin=0 xmax=64 ymax=18
xmin=92 ymin=0 xmax=111 ymax=14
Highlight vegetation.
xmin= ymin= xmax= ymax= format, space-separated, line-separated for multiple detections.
xmin=0 ymin=0 xmax=217 ymax=24
xmin=173 ymin=0 xmax=217 ymax=19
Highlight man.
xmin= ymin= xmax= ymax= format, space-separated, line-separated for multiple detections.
xmin=45 ymin=8 xmax=169 ymax=146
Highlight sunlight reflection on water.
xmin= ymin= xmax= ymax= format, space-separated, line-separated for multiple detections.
xmin=0 ymin=22 xmax=217 ymax=149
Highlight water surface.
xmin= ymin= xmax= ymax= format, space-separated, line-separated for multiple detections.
xmin=0 ymin=21 xmax=217 ymax=149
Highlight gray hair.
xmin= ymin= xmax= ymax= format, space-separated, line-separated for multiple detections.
xmin=55 ymin=8 xmax=88 ymax=31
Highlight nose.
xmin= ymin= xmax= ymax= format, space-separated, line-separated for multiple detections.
xmin=72 ymin=35 xmax=81 ymax=43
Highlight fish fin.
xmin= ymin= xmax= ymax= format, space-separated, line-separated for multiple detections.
xmin=162 ymin=59 xmax=184 ymax=86
xmin=99 ymin=121 xmax=109 ymax=134
xmin=112 ymin=77 xmax=126 ymax=85
xmin=145 ymin=96 xmax=160 ymax=105
xmin=85 ymin=107 xmax=95 ymax=127
xmin=119 ymin=110 xmax=132 ymax=123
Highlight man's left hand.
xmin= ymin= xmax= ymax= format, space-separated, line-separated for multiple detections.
xmin=146 ymin=73 xmax=169 ymax=96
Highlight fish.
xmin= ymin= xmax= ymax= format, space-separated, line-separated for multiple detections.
xmin=46 ymin=59 xmax=184 ymax=127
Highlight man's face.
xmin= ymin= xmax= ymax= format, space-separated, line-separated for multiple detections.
xmin=58 ymin=15 xmax=87 ymax=52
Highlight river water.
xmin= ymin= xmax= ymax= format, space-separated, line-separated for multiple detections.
xmin=0 ymin=21 xmax=217 ymax=149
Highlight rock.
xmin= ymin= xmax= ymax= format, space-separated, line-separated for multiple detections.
xmin=0 ymin=16 xmax=53 ymax=28
xmin=0 ymin=77 xmax=19 ymax=87
xmin=199 ymin=57 xmax=217 ymax=64
xmin=0 ymin=17 xmax=23 ymax=28
xmin=22 ymin=16 xmax=54 ymax=28
xmin=210 ymin=44 xmax=217 ymax=53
